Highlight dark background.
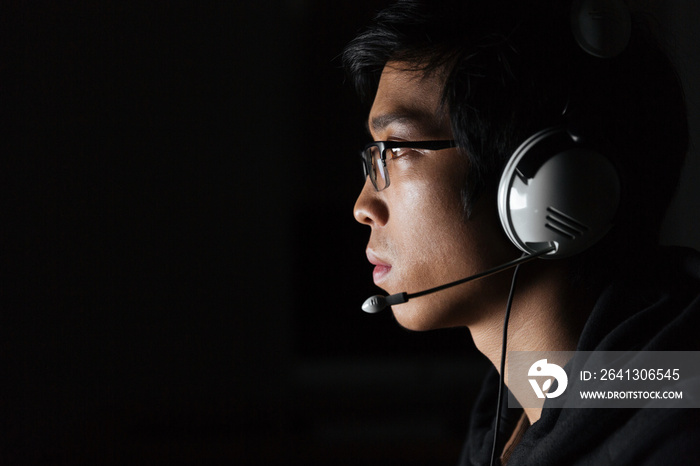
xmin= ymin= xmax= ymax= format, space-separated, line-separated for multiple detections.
xmin=3 ymin=1 xmax=699 ymax=465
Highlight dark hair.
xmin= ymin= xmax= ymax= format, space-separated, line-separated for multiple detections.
xmin=343 ymin=0 xmax=688 ymax=274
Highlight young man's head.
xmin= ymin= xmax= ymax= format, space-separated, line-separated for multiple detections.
xmin=345 ymin=0 xmax=688 ymax=330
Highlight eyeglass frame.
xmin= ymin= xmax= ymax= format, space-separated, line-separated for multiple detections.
xmin=360 ymin=140 xmax=457 ymax=191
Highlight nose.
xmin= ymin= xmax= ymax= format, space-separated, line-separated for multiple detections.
xmin=353 ymin=177 xmax=389 ymax=227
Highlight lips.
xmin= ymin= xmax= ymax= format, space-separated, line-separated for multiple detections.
xmin=366 ymin=250 xmax=392 ymax=285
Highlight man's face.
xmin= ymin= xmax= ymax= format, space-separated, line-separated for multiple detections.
xmin=354 ymin=62 xmax=515 ymax=331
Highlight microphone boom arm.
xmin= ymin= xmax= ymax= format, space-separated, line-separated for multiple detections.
xmin=361 ymin=243 xmax=557 ymax=313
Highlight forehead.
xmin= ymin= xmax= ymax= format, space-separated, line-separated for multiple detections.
xmin=368 ymin=62 xmax=450 ymax=137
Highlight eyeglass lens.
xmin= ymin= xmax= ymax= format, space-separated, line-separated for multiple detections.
xmin=364 ymin=145 xmax=388 ymax=191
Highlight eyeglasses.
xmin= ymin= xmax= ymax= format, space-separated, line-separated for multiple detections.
xmin=361 ymin=140 xmax=457 ymax=191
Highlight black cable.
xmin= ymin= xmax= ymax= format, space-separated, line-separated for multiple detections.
xmin=489 ymin=254 xmax=526 ymax=466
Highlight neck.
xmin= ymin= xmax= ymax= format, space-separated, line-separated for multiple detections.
xmin=468 ymin=259 xmax=594 ymax=424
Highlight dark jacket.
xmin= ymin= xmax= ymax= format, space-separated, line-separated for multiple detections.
xmin=459 ymin=247 xmax=700 ymax=465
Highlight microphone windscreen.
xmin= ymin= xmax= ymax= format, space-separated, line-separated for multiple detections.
xmin=362 ymin=295 xmax=387 ymax=314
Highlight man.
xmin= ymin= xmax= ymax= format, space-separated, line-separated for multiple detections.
xmin=344 ymin=0 xmax=700 ymax=464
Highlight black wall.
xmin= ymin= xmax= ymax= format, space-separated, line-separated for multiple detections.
xmin=4 ymin=1 xmax=698 ymax=465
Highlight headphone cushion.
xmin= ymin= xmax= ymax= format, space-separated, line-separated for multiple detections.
xmin=571 ymin=0 xmax=631 ymax=58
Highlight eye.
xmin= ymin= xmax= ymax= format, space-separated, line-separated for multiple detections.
xmin=388 ymin=146 xmax=416 ymax=159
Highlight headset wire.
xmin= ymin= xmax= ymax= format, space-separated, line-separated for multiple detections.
xmin=489 ymin=253 xmax=526 ymax=466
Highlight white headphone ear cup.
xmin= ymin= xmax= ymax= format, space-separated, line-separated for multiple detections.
xmin=498 ymin=127 xmax=620 ymax=258
xmin=571 ymin=0 xmax=631 ymax=58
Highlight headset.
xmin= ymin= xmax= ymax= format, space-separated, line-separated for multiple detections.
xmin=497 ymin=120 xmax=620 ymax=259
xmin=497 ymin=0 xmax=629 ymax=260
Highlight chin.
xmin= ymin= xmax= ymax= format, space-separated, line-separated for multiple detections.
xmin=391 ymin=300 xmax=456 ymax=331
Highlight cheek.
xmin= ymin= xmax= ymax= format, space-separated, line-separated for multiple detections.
xmin=387 ymin=156 xmax=515 ymax=284
xmin=390 ymin=168 xmax=473 ymax=277
xmin=380 ymin=156 xmax=520 ymax=330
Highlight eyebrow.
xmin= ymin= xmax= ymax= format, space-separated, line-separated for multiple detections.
xmin=367 ymin=110 xmax=441 ymax=136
